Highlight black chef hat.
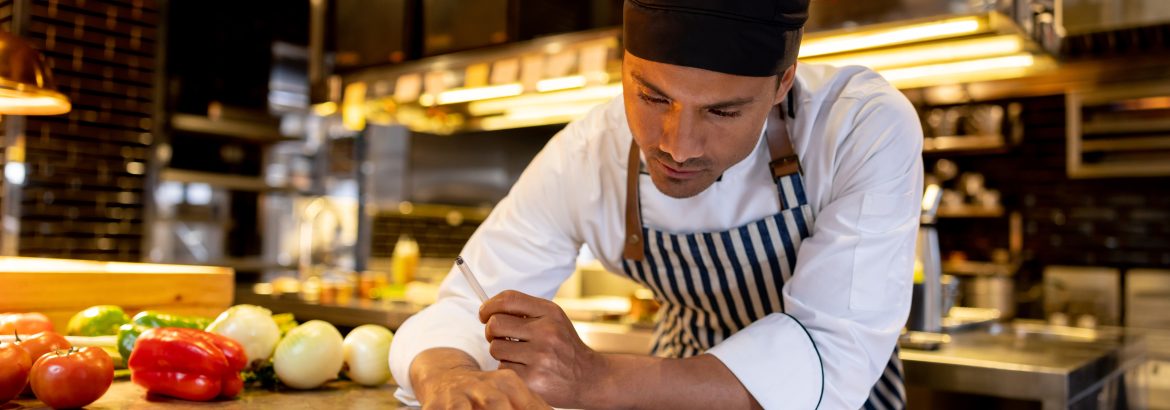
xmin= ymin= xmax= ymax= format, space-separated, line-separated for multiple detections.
xmin=623 ymin=0 xmax=809 ymax=77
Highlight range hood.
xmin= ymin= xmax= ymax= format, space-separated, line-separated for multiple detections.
xmin=796 ymin=0 xmax=1058 ymax=89
xmin=804 ymin=0 xmax=1170 ymax=59
xmin=338 ymin=0 xmax=1170 ymax=134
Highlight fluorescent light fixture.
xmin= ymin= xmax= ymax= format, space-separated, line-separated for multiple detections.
xmin=803 ymin=35 xmax=1023 ymax=70
xmin=436 ymin=83 xmax=523 ymax=105
xmin=469 ymin=83 xmax=622 ymax=116
xmin=536 ymin=75 xmax=587 ymax=92
xmin=480 ymin=101 xmax=606 ymax=130
xmin=878 ymin=53 xmax=1036 ymax=87
xmin=800 ymin=16 xmax=986 ymax=58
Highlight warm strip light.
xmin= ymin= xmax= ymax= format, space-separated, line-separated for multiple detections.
xmin=311 ymin=101 xmax=337 ymax=116
xmin=436 ymin=83 xmax=523 ymax=105
xmin=878 ymin=53 xmax=1035 ymax=85
xmin=800 ymin=16 xmax=985 ymax=58
xmin=506 ymin=102 xmax=601 ymax=121
xmin=480 ymin=102 xmax=605 ymax=130
xmin=469 ymin=83 xmax=623 ymax=116
xmin=803 ymin=35 xmax=1023 ymax=70
xmin=536 ymin=75 xmax=588 ymax=92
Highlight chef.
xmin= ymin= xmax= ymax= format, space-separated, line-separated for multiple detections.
xmin=390 ymin=0 xmax=923 ymax=408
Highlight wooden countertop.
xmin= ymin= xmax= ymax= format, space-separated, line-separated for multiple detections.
xmin=6 ymin=381 xmax=410 ymax=410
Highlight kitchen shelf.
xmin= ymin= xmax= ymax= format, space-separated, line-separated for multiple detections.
xmin=923 ymin=135 xmax=1007 ymax=154
xmin=160 ymin=168 xmax=297 ymax=193
xmin=211 ymin=257 xmax=295 ymax=272
xmin=942 ymin=260 xmax=1018 ymax=276
xmin=1081 ymin=118 xmax=1170 ymax=135
xmin=1080 ymin=136 xmax=1170 ymax=152
xmin=171 ymin=114 xmax=296 ymax=144
xmin=937 ymin=204 xmax=1005 ymax=218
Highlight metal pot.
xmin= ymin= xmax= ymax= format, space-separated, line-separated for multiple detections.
xmin=962 ymin=275 xmax=1015 ymax=318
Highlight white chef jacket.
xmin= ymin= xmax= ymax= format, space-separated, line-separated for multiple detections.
xmin=389 ymin=63 xmax=924 ymax=409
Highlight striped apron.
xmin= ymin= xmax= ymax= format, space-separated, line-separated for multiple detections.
xmin=618 ymin=108 xmax=906 ymax=409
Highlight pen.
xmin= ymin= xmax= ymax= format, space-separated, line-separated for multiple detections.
xmin=456 ymin=256 xmax=521 ymax=342
xmin=456 ymin=256 xmax=490 ymax=302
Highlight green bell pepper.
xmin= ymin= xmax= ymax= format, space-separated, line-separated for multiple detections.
xmin=115 ymin=311 xmax=213 ymax=366
xmin=131 ymin=310 xmax=212 ymax=329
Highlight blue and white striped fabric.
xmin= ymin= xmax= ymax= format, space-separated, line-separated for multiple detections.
xmin=621 ymin=171 xmax=906 ymax=409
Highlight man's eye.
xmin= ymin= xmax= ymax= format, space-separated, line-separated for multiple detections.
xmin=639 ymin=93 xmax=669 ymax=105
xmin=709 ymin=109 xmax=740 ymax=118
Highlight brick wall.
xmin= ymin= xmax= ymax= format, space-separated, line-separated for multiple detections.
xmin=0 ymin=0 xmax=157 ymax=260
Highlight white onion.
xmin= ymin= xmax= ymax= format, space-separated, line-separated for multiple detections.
xmin=343 ymin=324 xmax=394 ymax=386
xmin=273 ymin=320 xmax=344 ymax=389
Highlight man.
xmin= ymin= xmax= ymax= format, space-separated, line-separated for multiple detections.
xmin=390 ymin=0 xmax=922 ymax=408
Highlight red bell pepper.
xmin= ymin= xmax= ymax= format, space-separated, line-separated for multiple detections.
xmin=127 ymin=327 xmax=247 ymax=401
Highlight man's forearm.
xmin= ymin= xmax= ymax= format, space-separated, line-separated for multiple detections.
xmin=590 ymin=353 xmax=762 ymax=410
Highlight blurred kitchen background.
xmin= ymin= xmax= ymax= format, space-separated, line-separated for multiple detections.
xmin=1 ymin=0 xmax=1170 ymax=408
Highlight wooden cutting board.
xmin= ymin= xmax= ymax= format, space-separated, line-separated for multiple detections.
xmin=0 ymin=257 xmax=233 ymax=333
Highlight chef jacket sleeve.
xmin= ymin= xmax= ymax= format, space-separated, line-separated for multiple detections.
xmin=389 ymin=106 xmax=598 ymax=405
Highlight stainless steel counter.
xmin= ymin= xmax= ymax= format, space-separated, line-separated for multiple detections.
xmin=572 ymin=320 xmax=1148 ymax=409
xmin=236 ymin=289 xmax=1148 ymax=409
xmin=901 ymin=322 xmax=1146 ymax=409
xmin=235 ymin=288 xmax=419 ymax=330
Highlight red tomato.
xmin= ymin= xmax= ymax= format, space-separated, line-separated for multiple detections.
xmin=14 ymin=331 xmax=70 ymax=397
xmin=29 ymin=347 xmax=114 ymax=409
xmin=0 ymin=342 xmax=31 ymax=404
xmin=0 ymin=313 xmax=54 ymax=335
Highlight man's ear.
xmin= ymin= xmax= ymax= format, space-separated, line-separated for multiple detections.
xmin=773 ymin=62 xmax=798 ymax=106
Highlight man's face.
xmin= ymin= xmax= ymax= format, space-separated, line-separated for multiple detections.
xmin=622 ymin=51 xmax=792 ymax=199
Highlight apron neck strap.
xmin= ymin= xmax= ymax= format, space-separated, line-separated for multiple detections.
xmin=624 ymin=138 xmax=646 ymax=260
xmin=766 ymin=101 xmax=802 ymax=180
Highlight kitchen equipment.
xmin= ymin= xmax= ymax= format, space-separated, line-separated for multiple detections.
xmin=909 ymin=184 xmax=944 ymax=333
xmin=1043 ymin=265 xmax=1121 ymax=326
xmin=963 ymin=275 xmax=1016 ymax=319
xmin=1125 ymin=269 xmax=1170 ymax=329
xmin=299 ymin=197 xmax=346 ymax=282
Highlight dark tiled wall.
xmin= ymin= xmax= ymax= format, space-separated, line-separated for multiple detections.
xmin=3 ymin=0 xmax=158 ymax=261
xmin=371 ymin=213 xmax=482 ymax=260
xmin=934 ymin=96 xmax=1170 ymax=270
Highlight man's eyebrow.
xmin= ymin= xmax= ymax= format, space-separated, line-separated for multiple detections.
xmin=703 ymin=96 xmax=755 ymax=111
xmin=631 ymin=72 xmax=672 ymax=100
xmin=631 ymin=71 xmax=755 ymax=110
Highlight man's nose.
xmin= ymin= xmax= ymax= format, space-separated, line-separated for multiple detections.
xmin=660 ymin=109 xmax=703 ymax=164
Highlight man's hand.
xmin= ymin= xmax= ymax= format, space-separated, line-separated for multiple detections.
xmin=479 ymin=290 xmax=607 ymax=408
xmin=411 ymin=347 xmax=550 ymax=410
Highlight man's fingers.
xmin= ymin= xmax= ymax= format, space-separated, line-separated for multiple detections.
xmin=425 ymin=390 xmax=473 ymax=410
xmin=479 ymin=290 xmax=550 ymax=323
xmin=468 ymin=388 xmax=511 ymax=410
xmin=485 ymin=313 xmax=535 ymax=342
xmin=489 ymin=338 xmax=532 ymax=364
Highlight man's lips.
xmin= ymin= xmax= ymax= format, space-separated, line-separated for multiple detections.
xmin=657 ymin=159 xmax=702 ymax=179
